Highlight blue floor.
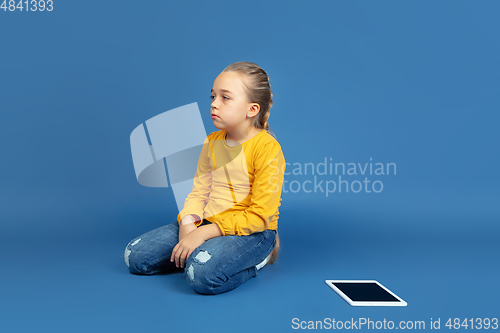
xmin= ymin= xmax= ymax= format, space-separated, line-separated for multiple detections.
xmin=2 ymin=1 xmax=499 ymax=331
xmin=1 ymin=194 xmax=498 ymax=333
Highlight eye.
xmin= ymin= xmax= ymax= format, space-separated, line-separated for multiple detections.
xmin=210 ymin=95 xmax=230 ymax=100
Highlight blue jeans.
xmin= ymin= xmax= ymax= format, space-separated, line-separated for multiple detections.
xmin=123 ymin=219 xmax=277 ymax=295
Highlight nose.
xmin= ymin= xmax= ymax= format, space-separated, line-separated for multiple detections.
xmin=211 ymin=97 xmax=219 ymax=110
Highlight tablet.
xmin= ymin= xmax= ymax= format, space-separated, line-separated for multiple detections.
xmin=325 ymin=280 xmax=407 ymax=306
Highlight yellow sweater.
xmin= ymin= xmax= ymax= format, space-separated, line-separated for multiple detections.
xmin=177 ymin=129 xmax=286 ymax=236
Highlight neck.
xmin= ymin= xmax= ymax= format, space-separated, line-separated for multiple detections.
xmin=225 ymin=127 xmax=262 ymax=145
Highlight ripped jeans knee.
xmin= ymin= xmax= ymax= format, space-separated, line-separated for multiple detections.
xmin=123 ymin=237 xmax=142 ymax=268
xmin=184 ymin=249 xmax=221 ymax=294
xmin=123 ymin=237 xmax=161 ymax=275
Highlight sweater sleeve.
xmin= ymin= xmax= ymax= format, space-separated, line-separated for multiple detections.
xmin=212 ymin=141 xmax=286 ymax=236
xmin=177 ymin=135 xmax=212 ymax=227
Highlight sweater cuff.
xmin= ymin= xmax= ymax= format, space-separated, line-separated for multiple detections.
xmin=178 ymin=212 xmax=203 ymax=226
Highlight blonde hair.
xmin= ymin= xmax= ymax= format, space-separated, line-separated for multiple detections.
xmin=222 ymin=61 xmax=280 ymax=265
xmin=222 ymin=61 xmax=277 ymax=140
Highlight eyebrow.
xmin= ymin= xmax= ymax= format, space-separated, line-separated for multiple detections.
xmin=211 ymin=88 xmax=233 ymax=95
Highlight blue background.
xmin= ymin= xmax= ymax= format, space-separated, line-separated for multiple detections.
xmin=1 ymin=0 xmax=499 ymax=332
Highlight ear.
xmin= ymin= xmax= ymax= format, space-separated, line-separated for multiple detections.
xmin=248 ymin=103 xmax=260 ymax=118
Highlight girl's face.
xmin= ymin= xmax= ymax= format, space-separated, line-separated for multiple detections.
xmin=210 ymin=71 xmax=257 ymax=133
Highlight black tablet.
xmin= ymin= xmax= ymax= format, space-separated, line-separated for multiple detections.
xmin=325 ymin=280 xmax=407 ymax=306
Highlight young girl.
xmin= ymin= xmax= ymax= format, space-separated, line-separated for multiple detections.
xmin=123 ymin=61 xmax=286 ymax=295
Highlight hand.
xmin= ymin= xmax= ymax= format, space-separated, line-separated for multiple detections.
xmin=170 ymin=229 xmax=207 ymax=268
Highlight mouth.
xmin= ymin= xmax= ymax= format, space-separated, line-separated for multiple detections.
xmin=211 ymin=114 xmax=219 ymax=118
